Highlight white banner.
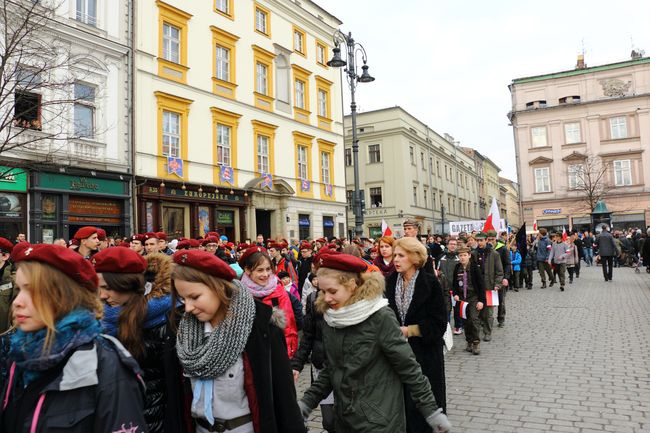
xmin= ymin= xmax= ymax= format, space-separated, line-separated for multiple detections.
xmin=449 ymin=219 xmax=506 ymax=236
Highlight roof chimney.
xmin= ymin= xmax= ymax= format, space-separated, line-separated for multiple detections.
xmin=576 ymin=54 xmax=586 ymax=69
xmin=631 ymin=49 xmax=645 ymax=60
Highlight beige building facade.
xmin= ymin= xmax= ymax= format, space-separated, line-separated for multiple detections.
xmin=510 ymin=54 xmax=650 ymax=232
xmin=344 ymin=107 xmax=480 ymax=237
xmin=460 ymin=148 xmax=502 ymax=219
xmin=134 ymin=0 xmax=347 ymax=241
xmin=499 ymin=177 xmax=521 ymax=228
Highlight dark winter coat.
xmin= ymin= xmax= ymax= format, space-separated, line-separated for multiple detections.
xmin=386 ymin=270 xmax=448 ymax=420
xmin=1 ymin=336 xmax=148 ymax=433
xmin=291 ymin=290 xmax=325 ymax=372
xmin=451 ymin=261 xmax=487 ymax=304
xmin=536 ymin=235 xmax=552 ymax=261
xmin=297 ymin=256 xmax=313 ymax=295
xmin=301 ymin=274 xmax=440 ymax=433
xmin=241 ymin=300 xmax=306 ymax=433
xmin=596 ymin=231 xmax=618 ymax=257
xmin=471 ymin=248 xmax=504 ymax=290
xmin=0 ymin=261 xmax=15 ymax=334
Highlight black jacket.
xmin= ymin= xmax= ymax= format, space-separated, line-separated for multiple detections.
xmin=596 ymin=231 xmax=618 ymax=257
xmin=1 ymin=336 xmax=148 ymax=433
xmin=386 ymin=270 xmax=448 ymax=418
xmin=237 ymin=300 xmax=306 ymax=433
xmin=291 ymin=291 xmax=325 ymax=371
xmin=451 ymin=261 xmax=486 ymax=304
xmin=297 ymin=256 xmax=312 ymax=296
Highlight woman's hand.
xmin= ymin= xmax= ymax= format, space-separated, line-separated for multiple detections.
xmin=400 ymin=326 xmax=409 ymax=337
xmin=453 ymin=295 xmax=460 ymax=302
xmin=476 ymin=302 xmax=484 ymax=311
xmin=292 ymin=370 xmax=300 ymax=381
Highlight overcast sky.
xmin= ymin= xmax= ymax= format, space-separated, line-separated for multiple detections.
xmin=320 ymin=0 xmax=650 ymax=180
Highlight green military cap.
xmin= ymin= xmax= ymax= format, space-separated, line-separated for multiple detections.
xmin=475 ymin=232 xmax=487 ymax=239
xmin=403 ymin=218 xmax=420 ymax=227
xmin=486 ymin=230 xmax=498 ymax=237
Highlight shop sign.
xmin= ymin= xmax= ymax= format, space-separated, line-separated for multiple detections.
xmin=40 ymin=173 xmax=126 ymax=196
xmin=145 ymin=186 xmax=243 ymax=203
xmin=216 ymin=210 xmax=234 ymax=226
xmin=449 ymin=219 xmax=506 ymax=236
xmin=364 ymin=208 xmax=389 ymax=216
xmin=542 ymin=209 xmax=561 ymax=215
xmin=68 ymin=196 xmax=122 ymax=224
xmin=0 ymin=166 xmax=27 ymax=192
xmin=0 ymin=192 xmax=22 ymax=217
xmin=369 ymin=226 xmax=382 ymax=238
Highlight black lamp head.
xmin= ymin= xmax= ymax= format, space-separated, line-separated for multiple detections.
xmin=327 ymin=45 xmax=347 ymax=68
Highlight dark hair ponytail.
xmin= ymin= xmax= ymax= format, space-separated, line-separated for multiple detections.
xmin=102 ymin=272 xmax=147 ymax=361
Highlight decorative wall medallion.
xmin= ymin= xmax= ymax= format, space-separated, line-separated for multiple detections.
xmin=600 ymin=78 xmax=631 ymax=97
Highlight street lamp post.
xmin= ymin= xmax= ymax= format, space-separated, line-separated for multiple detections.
xmin=327 ymin=31 xmax=374 ymax=238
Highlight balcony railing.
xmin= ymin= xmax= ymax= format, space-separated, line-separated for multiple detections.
xmin=75 ymin=11 xmax=97 ymax=27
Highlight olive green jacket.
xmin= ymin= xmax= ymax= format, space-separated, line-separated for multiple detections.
xmin=0 ymin=262 xmax=15 ymax=333
xmin=300 ymin=274 xmax=439 ymax=433
xmin=471 ymin=248 xmax=504 ymax=291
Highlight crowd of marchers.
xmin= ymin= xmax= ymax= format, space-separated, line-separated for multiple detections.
xmin=1 ymin=221 xmax=647 ymax=433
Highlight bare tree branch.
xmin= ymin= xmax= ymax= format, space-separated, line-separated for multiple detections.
xmin=566 ymin=153 xmax=614 ymax=213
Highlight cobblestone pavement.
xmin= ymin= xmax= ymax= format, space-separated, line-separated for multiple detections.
xmin=295 ymin=264 xmax=650 ymax=433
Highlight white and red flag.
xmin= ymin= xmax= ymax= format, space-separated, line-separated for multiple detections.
xmin=381 ymin=219 xmax=393 ymax=237
xmin=533 ymin=220 xmax=538 ymax=231
xmin=482 ymin=197 xmax=501 ymax=233
xmin=458 ymin=301 xmax=469 ymax=319
xmin=562 ymin=226 xmax=568 ymax=242
xmin=485 ymin=289 xmax=499 ymax=307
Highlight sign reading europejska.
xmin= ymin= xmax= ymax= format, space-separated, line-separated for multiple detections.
xmin=449 ymin=219 xmax=507 ymax=236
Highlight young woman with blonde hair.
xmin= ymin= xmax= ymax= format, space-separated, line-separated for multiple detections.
xmin=299 ymin=252 xmax=451 ymax=433
xmin=0 ymin=244 xmax=147 ymax=433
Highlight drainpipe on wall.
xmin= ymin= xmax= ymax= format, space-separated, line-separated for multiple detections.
xmin=127 ymin=0 xmax=135 ymax=235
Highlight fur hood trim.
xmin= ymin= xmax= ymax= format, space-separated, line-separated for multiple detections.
xmin=145 ymin=253 xmax=172 ymax=299
xmin=270 ymin=306 xmax=287 ymax=329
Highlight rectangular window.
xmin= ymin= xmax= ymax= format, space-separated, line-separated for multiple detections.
xmin=257 ymin=135 xmax=270 ymax=173
xmin=76 ymin=0 xmax=97 ymax=26
xmin=162 ymin=23 xmax=181 ymax=63
xmin=610 ymin=116 xmax=628 ymax=139
xmin=162 ymin=111 xmax=181 ymax=158
xmin=568 ymin=164 xmax=584 ymax=189
xmin=423 ymin=188 xmax=428 ymax=208
xmin=321 ymin=152 xmax=330 ymax=185
xmin=295 ymin=79 xmax=305 ymax=109
xmin=531 ymin=126 xmax=547 ymax=147
xmin=215 ymin=0 xmax=230 ymax=15
xmin=14 ymin=91 xmax=41 ymax=130
xmin=255 ymin=6 xmax=268 ymax=35
xmin=73 ymin=83 xmax=95 ymax=138
xmin=370 ymin=187 xmax=382 ymax=207
xmin=413 ymin=186 xmax=418 ymax=205
xmin=256 ymin=62 xmax=268 ymax=95
xmin=564 ymin=122 xmax=581 ymax=144
xmin=216 ymin=124 xmax=231 ymax=166
xmin=297 ymin=145 xmax=308 ymax=180
xmin=534 ymin=167 xmax=551 ymax=193
xmin=436 ymin=161 xmax=440 ymax=176
xmin=421 ymin=152 xmax=425 ymax=169
xmin=215 ymin=46 xmax=230 ymax=82
xmin=613 ymin=160 xmax=632 ymax=186
xmin=409 ymin=146 xmax=415 ymax=165
xmin=316 ymin=42 xmax=326 ymax=65
xmin=318 ymin=89 xmax=327 ymax=117
xmin=346 ymin=190 xmax=353 ymax=207
xmin=293 ymin=29 xmax=305 ymax=54
xmin=345 ymin=148 xmax=352 ymax=166
xmin=368 ymin=144 xmax=381 ymax=163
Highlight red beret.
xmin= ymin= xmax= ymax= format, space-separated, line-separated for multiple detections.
xmin=315 ymin=238 xmax=326 ymax=243
xmin=173 ymin=249 xmax=236 ymax=281
xmin=117 ymin=242 xmax=131 ymax=248
xmin=236 ymin=243 xmax=250 ymax=252
xmin=188 ymin=239 xmax=201 ymax=248
xmin=313 ymin=246 xmax=337 ymax=267
xmin=370 ymin=247 xmax=378 ymax=253
xmin=74 ymin=226 xmax=98 ymax=240
xmin=299 ymin=241 xmax=312 ymax=250
xmin=202 ymin=236 xmax=219 ymax=246
xmin=176 ymin=240 xmax=190 ymax=250
xmin=92 ymin=247 xmax=147 ymax=273
xmin=12 ymin=244 xmax=98 ymax=291
xmin=155 ymin=232 xmax=167 ymax=241
xmin=131 ymin=234 xmax=145 ymax=243
xmin=238 ymin=245 xmax=268 ymax=267
xmin=268 ymin=242 xmax=283 ymax=250
xmin=317 ymin=252 xmax=367 ymax=273
xmin=69 ymin=238 xmax=79 ymax=247
xmin=206 ymin=231 xmax=220 ymax=239
xmin=226 ymin=242 xmax=234 ymax=248
xmin=96 ymin=229 xmax=107 ymax=241
xmin=0 ymin=237 xmax=13 ymax=254
xmin=12 ymin=242 xmax=31 ymax=257
xmin=144 ymin=232 xmax=158 ymax=240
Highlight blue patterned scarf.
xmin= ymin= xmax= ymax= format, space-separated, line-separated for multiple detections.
xmin=101 ymin=295 xmax=173 ymax=337
xmin=9 ymin=308 xmax=101 ymax=386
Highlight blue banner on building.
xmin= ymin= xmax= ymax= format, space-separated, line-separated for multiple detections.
xmin=167 ymin=157 xmax=183 ymax=178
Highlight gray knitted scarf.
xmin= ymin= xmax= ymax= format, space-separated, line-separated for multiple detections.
xmin=176 ymin=280 xmax=256 ymax=378
xmin=395 ymin=270 xmax=419 ymax=325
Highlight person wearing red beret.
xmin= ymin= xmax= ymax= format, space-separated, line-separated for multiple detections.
xmin=2 ymin=244 xmax=149 ymax=433
xmin=130 ymin=234 xmax=146 ymax=255
xmin=203 ymin=237 xmax=219 ymax=255
xmin=73 ymin=226 xmax=100 ymax=259
xmin=144 ymin=233 xmax=160 ymax=255
xmin=298 ymin=252 xmax=451 ymax=433
xmin=96 ymin=228 xmax=108 ymax=251
xmin=94 ymin=248 xmax=186 ymax=433
xmin=156 ymin=232 xmax=174 ymax=255
xmin=0 ymin=237 xmax=15 ymax=333
xmin=171 ymin=250 xmax=306 ymax=433
xmin=268 ymin=243 xmax=299 ymax=288
xmin=239 ymin=247 xmax=299 ymax=360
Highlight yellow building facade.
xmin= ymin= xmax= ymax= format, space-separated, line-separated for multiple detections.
xmin=134 ymin=0 xmax=346 ymax=241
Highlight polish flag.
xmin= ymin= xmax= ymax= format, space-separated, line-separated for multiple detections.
xmin=485 ymin=289 xmax=499 ymax=306
xmin=482 ymin=197 xmax=501 ymax=233
xmin=562 ymin=226 xmax=568 ymax=242
xmin=458 ymin=301 xmax=468 ymax=319
xmin=381 ymin=219 xmax=392 ymax=237
xmin=533 ymin=220 xmax=538 ymax=231
xmin=450 ymin=292 xmax=456 ymax=307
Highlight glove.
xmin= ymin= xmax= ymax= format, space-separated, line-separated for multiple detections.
xmin=426 ymin=408 xmax=452 ymax=432
xmin=298 ymin=400 xmax=312 ymax=421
